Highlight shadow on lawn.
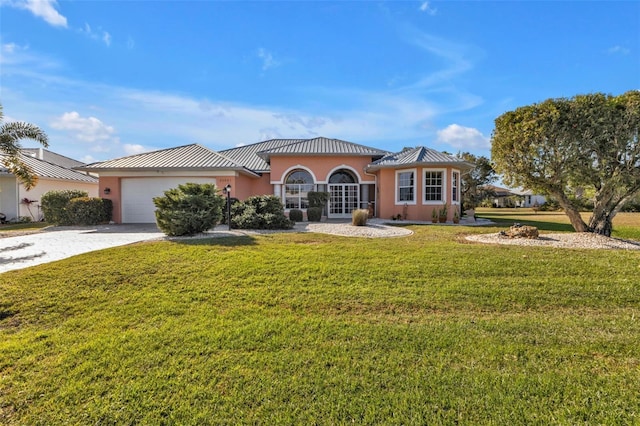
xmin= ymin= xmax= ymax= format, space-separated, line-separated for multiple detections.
xmin=172 ymin=235 xmax=258 ymax=247
xmin=476 ymin=216 xmax=574 ymax=232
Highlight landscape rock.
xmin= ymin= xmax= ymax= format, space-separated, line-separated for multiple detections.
xmin=505 ymin=224 xmax=539 ymax=239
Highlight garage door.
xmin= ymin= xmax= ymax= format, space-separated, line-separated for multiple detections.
xmin=121 ymin=177 xmax=215 ymax=223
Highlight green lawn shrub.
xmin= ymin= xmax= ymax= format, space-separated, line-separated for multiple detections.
xmin=40 ymin=189 xmax=89 ymax=225
xmin=231 ymin=195 xmax=293 ymax=230
xmin=67 ymin=197 xmax=112 ymax=225
xmin=308 ymin=191 xmax=329 ymax=208
xmin=307 ymin=206 xmax=323 ymax=222
xmin=153 ymin=183 xmax=224 ymax=236
xmin=352 ymin=208 xmax=369 ymax=226
xmin=288 ymin=209 xmax=303 ymax=222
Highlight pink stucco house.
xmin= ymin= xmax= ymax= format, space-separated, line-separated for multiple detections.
xmin=78 ymin=137 xmax=473 ymax=223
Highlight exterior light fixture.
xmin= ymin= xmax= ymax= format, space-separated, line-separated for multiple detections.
xmin=223 ymin=184 xmax=232 ymax=230
xmin=103 ymin=187 xmax=111 ymax=195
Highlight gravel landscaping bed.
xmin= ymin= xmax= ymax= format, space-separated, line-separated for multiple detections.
xmin=465 ymin=232 xmax=640 ymax=250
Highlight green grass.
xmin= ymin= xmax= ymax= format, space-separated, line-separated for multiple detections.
xmin=1 ymin=216 xmax=640 ymax=424
xmin=476 ymin=207 xmax=640 ymax=239
xmin=0 ymin=222 xmax=49 ymax=233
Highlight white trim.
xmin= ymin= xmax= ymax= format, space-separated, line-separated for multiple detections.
xmin=451 ymin=169 xmax=461 ymax=205
xmin=395 ymin=168 xmax=417 ymax=205
xmin=325 ymin=165 xmax=361 ymax=183
xmin=422 ymin=168 xmax=447 ymax=205
xmin=272 ymin=164 xmax=318 ymax=185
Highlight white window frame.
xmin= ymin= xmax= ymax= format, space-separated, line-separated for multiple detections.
xmin=451 ymin=170 xmax=460 ymax=204
xmin=422 ymin=168 xmax=447 ymax=204
xmin=284 ymin=169 xmax=316 ymax=210
xmin=395 ymin=169 xmax=417 ymax=205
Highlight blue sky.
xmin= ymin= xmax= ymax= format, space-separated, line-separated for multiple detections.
xmin=1 ymin=0 xmax=638 ymax=164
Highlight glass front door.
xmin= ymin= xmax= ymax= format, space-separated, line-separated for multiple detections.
xmin=329 ymin=184 xmax=359 ymax=218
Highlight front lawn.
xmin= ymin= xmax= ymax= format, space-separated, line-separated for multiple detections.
xmin=1 ymin=218 xmax=639 ymax=424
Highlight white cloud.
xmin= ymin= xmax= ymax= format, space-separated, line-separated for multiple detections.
xmin=50 ymin=111 xmax=120 ymax=153
xmin=419 ymin=1 xmax=437 ymax=15
xmin=126 ymin=37 xmax=135 ymax=50
xmin=257 ymin=48 xmax=280 ymax=71
xmin=608 ymin=45 xmax=630 ymax=55
xmin=123 ymin=144 xmax=148 ymax=156
xmin=436 ymin=124 xmax=490 ymax=149
xmin=102 ymin=32 xmax=112 ymax=47
xmin=79 ymin=23 xmax=112 ymax=47
xmin=8 ymin=0 xmax=67 ymax=27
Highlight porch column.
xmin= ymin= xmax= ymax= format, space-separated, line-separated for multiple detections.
xmin=361 ymin=184 xmax=369 ymax=209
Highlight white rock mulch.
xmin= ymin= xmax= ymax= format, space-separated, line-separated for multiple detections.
xmin=465 ymin=232 xmax=640 ymax=250
xmin=204 ymin=221 xmax=413 ymax=239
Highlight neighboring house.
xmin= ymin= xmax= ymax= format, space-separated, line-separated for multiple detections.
xmin=0 ymin=149 xmax=98 ymax=222
xmin=511 ymin=189 xmax=546 ymax=208
xmin=481 ymin=185 xmax=546 ymax=208
xmin=78 ymin=137 xmax=473 ymax=224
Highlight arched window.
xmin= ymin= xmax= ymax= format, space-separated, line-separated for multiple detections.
xmin=284 ymin=170 xmax=315 ymax=209
xmin=329 ymin=170 xmax=357 ymax=184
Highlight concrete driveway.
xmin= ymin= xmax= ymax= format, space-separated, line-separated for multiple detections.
xmin=0 ymin=224 xmax=166 ymax=274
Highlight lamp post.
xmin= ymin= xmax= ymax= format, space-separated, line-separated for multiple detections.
xmin=223 ymin=184 xmax=232 ymax=230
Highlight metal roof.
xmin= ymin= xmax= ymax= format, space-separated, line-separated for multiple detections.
xmin=21 ymin=148 xmax=85 ymax=169
xmin=77 ymin=144 xmax=258 ymax=176
xmin=219 ymin=139 xmax=298 ymax=172
xmin=0 ymin=153 xmax=98 ymax=183
xmin=258 ymin=137 xmax=388 ymax=158
xmin=221 ymin=137 xmax=387 ymax=171
xmin=367 ymin=146 xmax=474 ymax=171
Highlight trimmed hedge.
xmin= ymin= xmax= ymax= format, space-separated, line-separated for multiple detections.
xmin=307 ymin=207 xmax=322 ymax=222
xmin=289 ymin=209 xmax=303 ymax=222
xmin=67 ymin=197 xmax=112 ymax=225
xmin=41 ymin=190 xmax=89 ymax=225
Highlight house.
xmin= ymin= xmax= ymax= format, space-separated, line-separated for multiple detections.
xmin=78 ymin=137 xmax=473 ymax=224
xmin=481 ymin=184 xmax=546 ymax=208
xmin=0 ymin=149 xmax=99 ymax=222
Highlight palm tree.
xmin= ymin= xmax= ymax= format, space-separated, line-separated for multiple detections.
xmin=0 ymin=104 xmax=49 ymax=189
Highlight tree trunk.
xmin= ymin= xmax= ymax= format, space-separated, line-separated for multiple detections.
xmin=552 ymin=191 xmax=590 ymax=233
xmin=589 ymin=212 xmax=613 ymax=236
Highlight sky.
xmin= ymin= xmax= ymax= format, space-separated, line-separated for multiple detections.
xmin=0 ymin=0 xmax=638 ymax=164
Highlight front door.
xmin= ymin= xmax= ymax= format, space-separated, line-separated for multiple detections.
xmin=328 ymin=183 xmax=359 ymax=218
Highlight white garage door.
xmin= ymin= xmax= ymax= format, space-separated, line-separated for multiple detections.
xmin=121 ymin=177 xmax=215 ymax=223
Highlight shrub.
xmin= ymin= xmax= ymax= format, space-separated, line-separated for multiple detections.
xmin=231 ymin=195 xmax=294 ymax=230
xmin=41 ymin=190 xmax=89 ymax=225
xmin=307 ymin=207 xmax=322 ymax=222
xmin=308 ymin=191 xmax=329 ymax=208
xmin=289 ymin=209 xmax=303 ymax=222
xmin=219 ymin=197 xmax=239 ymax=225
xmin=153 ymin=183 xmax=224 ymax=236
xmin=67 ymin=197 xmax=112 ymax=225
xmin=352 ymin=209 xmax=369 ymax=226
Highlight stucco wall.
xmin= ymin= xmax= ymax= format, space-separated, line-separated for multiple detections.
xmin=269 ymin=155 xmax=376 ymax=184
xmin=377 ymin=166 xmax=462 ymax=222
xmin=19 ymin=178 xmax=99 ymax=221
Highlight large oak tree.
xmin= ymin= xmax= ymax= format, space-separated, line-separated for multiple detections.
xmin=0 ymin=104 xmax=49 ymax=190
xmin=491 ymin=91 xmax=640 ymax=236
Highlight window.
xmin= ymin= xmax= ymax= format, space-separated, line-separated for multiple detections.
xmin=284 ymin=170 xmax=314 ymax=209
xmin=424 ymin=171 xmax=443 ymax=202
xmin=396 ymin=170 xmax=415 ymax=203
xmin=452 ymin=171 xmax=459 ymax=203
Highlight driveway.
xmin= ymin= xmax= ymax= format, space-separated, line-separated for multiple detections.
xmin=0 ymin=224 xmax=165 ymax=274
